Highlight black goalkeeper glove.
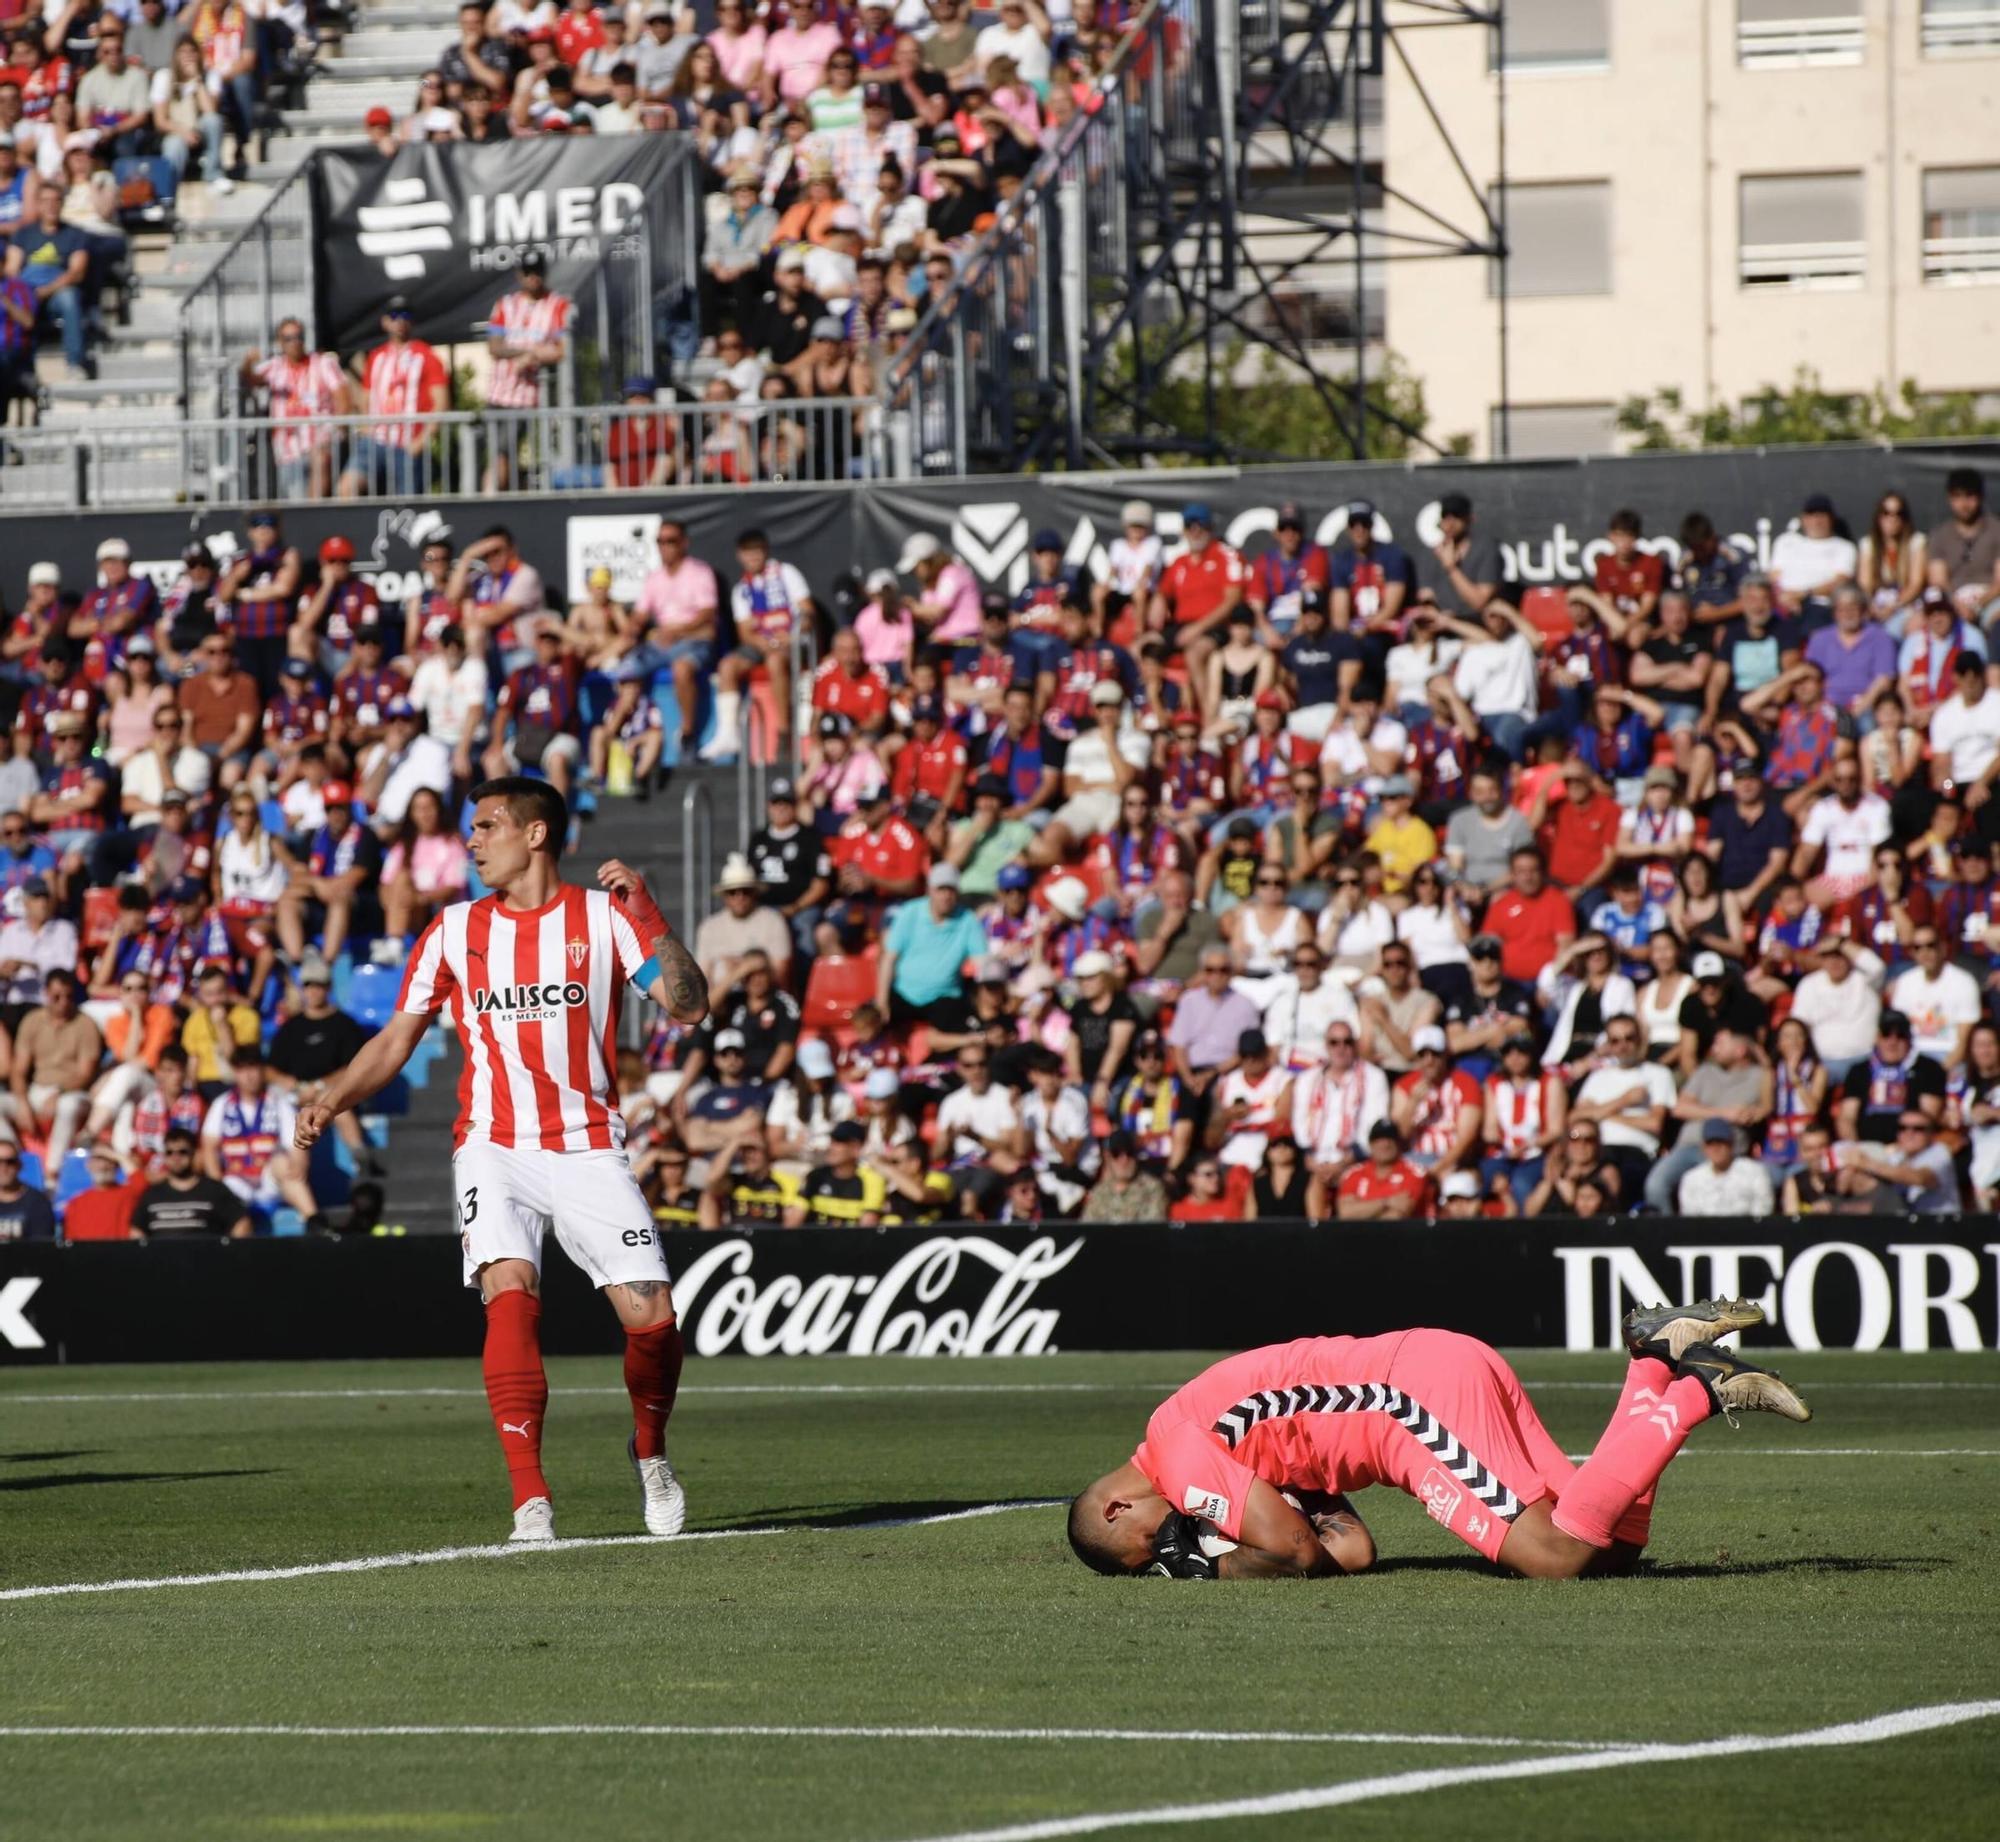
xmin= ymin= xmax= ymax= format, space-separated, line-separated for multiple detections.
xmin=1144 ymin=1509 xmax=1219 ymax=1580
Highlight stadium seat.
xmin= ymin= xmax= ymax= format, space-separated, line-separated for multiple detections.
xmin=81 ymin=886 xmax=121 ymax=950
xmin=18 ymin=1150 xmax=44 ymax=1192
xmin=802 ymin=950 xmax=880 ymax=1034
xmin=1520 ymin=585 xmax=1575 ymax=644
xmin=51 ymin=1149 xmax=93 ymax=1213
xmin=266 ymin=1207 xmax=306 ymax=1238
xmin=344 ymin=962 xmax=403 ymax=1029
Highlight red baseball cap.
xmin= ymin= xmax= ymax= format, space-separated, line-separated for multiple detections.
xmin=322 ymin=780 xmax=355 ymax=806
xmin=365 ymin=106 xmax=393 ymax=129
xmin=1254 ymin=689 xmax=1290 ymax=712
xmin=318 ymin=535 xmax=355 ymax=563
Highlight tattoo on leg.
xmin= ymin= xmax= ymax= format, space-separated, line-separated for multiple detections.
xmin=623 ymin=1280 xmax=666 ymax=1300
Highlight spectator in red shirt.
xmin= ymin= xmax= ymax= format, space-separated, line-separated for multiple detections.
xmin=1534 ymin=758 xmax=1623 ymax=903
xmin=1168 ymin=1154 xmax=1236 ymax=1221
xmin=831 ymin=782 xmax=929 ymax=908
xmin=1389 ymin=1026 xmax=1484 ymax=1179
xmin=888 ymin=692 xmax=968 ymax=848
xmin=338 ymin=297 xmax=450 ymax=499
xmin=1482 ymin=845 xmax=1578 ymax=985
xmin=59 ymin=1144 xmax=146 ymax=1241
xmin=811 ymin=627 xmax=892 ymax=744
xmin=1147 ymin=501 xmax=1245 ymax=698
xmin=1334 ymin=1119 xmax=1434 ymax=1220
xmin=1592 ymin=508 xmax=1663 ymax=623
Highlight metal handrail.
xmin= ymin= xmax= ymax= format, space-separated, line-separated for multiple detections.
xmin=740 ymin=696 xmax=770 ymax=842
xmin=0 ymin=398 xmax=894 ymax=511
xmin=679 ymin=779 xmax=714 ymax=946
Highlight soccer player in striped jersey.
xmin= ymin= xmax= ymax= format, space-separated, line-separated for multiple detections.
xmin=294 ymin=777 xmax=708 ymax=1545
xmin=1068 ymin=1302 xmax=1810 ymax=1582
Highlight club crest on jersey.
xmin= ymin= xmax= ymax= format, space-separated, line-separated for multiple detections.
xmin=472 ymin=979 xmax=589 ymax=1017
xmin=566 ymin=936 xmax=588 ymax=970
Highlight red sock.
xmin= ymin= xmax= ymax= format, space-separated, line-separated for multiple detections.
xmin=483 ymin=1290 xmax=550 ymax=1510
xmin=624 ymin=1319 xmax=684 ymax=1460
xmin=1552 ymin=1360 xmax=1711 ymax=1550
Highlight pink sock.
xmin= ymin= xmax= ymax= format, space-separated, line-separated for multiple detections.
xmin=1552 ymin=1362 xmax=1710 ymax=1549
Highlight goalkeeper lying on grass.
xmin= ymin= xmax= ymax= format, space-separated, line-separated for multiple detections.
xmin=1068 ymin=1306 xmax=1809 ymax=1581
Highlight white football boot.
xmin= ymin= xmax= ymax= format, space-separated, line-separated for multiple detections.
xmin=629 ymin=1434 xmax=688 ymax=1536
xmin=509 ymin=1496 xmax=556 ymax=1543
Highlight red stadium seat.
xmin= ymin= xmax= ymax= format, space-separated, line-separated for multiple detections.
xmin=802 ymin=949 xmax=880 ymax=1034
xmin=1520 ymin=585 xmax=1574 ymax=644
xmin=82 ymin=886 xmax=121 ymax=950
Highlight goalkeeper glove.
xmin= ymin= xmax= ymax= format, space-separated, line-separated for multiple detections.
xmin=1144 ymin=1510 xmax=1219 ymax=1580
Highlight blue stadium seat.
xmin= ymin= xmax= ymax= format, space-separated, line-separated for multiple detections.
xmin=267 ymin=1207 xmax=306 ymax=1238
xmin=308 ymin=1133 xmax=353 ymax=1205
xmin=259 ymin=799 xmax=289 ymax=837
xmin=345 ymin=962 xmax=403 ymax=1029
xmin=18 ymin=1150 xmax=44 ymax=1192
xmin=51 ymin=1149 xmax=93 ymax=1213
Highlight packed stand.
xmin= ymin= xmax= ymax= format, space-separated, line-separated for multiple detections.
xmin=231 ymin=2 xmax=1134 ymax=489
xmin=623 ymin=469 xmax=2000 ymax=1226
xmin=0 ymin=0 xmax=322 ymax=385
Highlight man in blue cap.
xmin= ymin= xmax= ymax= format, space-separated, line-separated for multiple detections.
xmin=1012 ymin=525 xmax=1086 ymax=670
xmin=1148 ymin=502 xmax=1247 ymax=700
xmin=1328 ymin=499 xmax=1415 ymax=650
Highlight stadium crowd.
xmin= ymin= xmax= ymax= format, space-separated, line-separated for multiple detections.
xmin=0 ymin=0 xmax=321 ymax=387
xmin=5 ymin=460 xmax=2000 ymax=1238
xmin=227 ymin=1 xmax=1141 ymax=492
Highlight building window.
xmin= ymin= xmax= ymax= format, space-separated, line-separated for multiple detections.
xmin=1738 ymin=172 xmax=1865 ymax=289
xmin=1737 ymin=0 xmax=1864 ymax=68
xmin=1924 ymin=168 xmax=2000 ymax=285
xmin=1922 ymin=0 xmax=2000 ymax=57
xmin=1492 ymin=403 xmax=1619 ymax=459
xmin=1490 ymin=182 xmax=1612 ymax=297
xmin=1493 ymin=0 xmax=1608 ymax=72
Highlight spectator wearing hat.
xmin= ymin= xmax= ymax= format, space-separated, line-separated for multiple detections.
xmin=1388 ymin=1022 xmax=1481 ymax=1179
xmin=899 ymin=531 xmax=980 ymax=647
xmin=1697 ymin=758 xmax=1793 ymax=914
xmin=60 ymin=1143 xmax=151 ymax=1241
xmin=798 ymin=710 xmax=881 ymax=838
xmin=682 ymin=1024 xmax=774 ymax=1157
xmin=1247 ymin=501 xmax=1331 ymax=645
xmin=4 ymin=562 xmax=63 ymax=684
xmin=889 ymin=691 xmax=969 ymax=849
xmin=1898 ymin=583 xmax=1988 ymax=726
xmin=749 ymin=244 xmax=827 ymax=368
xmin=741 ymin=778 xmax=831 ymax=963
xmin=1326 ymin=499 xmax=1413 ymax=640
xmin=295 ymin=537 xmax=382 ymax=682
xmin=878 ymin=860 xmax=988 ymax=1027
xmin=1836 ymin=1108 xmax=1962 ymax=1215
xmin=1018 ymin=1045 xmax=1095 ymax=1212
xmin=603 ymin=374 xmax=676 ymax=490
xmin=853 ymin=568 xmax=919 ymax=683
xmin=75 ymin=535 xmax=160 ymax=673
xmin=1274 ymin=597 xmax=1357 ymax=749
xmin=764 ymin=1034 xmax=852 ymax=1173
xmin=1835 ymin=1007 xmax=1947 ymax=1148
xmin=0 ymin=810 xmax=58 ymax=904
xmin=358 ymin=697 xmax=454 ymax=840
xmin=1060 ymin=944 xmax=1136 ymax=1096
xmin=1147 ymin=502 xmax=1245 ymax=703
xmin=1361 ymin=775 xmax=1435 ymax=898
xmin=273 ymin=778 xmax=382 ymax=970
xmin=695 ymin=854 xmax=795 ymax=994
xmin=16 ymin=644 xmax=99 ymax=770
xmin=787 ymin=1117 xmax=890 ymax=1226
xmin=1011 ymin=527 xmax=1085 ymax=662
xmin=1094 ymin=500 xmax=1164 ymax=637
xmin=1334 ymin=1119 xmax=1432 ymax=1221
xmin=1769 ymin=492 xmax=1857 ymax=624
xmin=1079 ymin=1128 xmax=1168 ymax=1222
xmin=363 ymin=104 xmax=401 ymax=156
xmin=28 ymin=713 xmax=113 ymax=883
xmin=1439 ymin=933 xmax=1536 ymax=1078
xmin=238 ymin=318 xmax=350 ymax=501
xmin=483 ymin=251 xmax=573 ymax=489
xmin=338 ymin=297 xmax=450 ymax=500
xmin=829 ymin=772 xmax=928 ymax=916
xmin=705 ymin=166 xmax=779 ymax=335
xmin=1208 ymin=1025 xmax=1293 ymax=1178
xmin=267 ymin=951 xmax=379 ymax=1174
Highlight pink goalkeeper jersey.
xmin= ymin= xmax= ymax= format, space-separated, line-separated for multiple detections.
xmin=397 ymin=884 xmax=648 ymax=1153
xmin=1136 ymin=1336 xmax=1432 ymax=1536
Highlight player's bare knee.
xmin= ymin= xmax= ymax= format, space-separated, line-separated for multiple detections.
xmin=478 ymin=1259 xmax=540 ymax=1302
xmin=609 ymin=1278 xmax=675 ymax=1330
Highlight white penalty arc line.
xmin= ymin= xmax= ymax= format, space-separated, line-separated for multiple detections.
xmin=0 ymin=1499 xmax=1061 ymax=1604
xmin=0 ymin=1723 xmax=1620 ymax=1751
xmin=897 ymin=1701 xmax=2000 ymax=1842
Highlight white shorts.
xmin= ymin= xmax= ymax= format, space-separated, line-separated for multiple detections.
xmin=453 ymin=1141 xmax=670 ymax=1293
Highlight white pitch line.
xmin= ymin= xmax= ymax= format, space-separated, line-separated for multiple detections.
xmin=0 ymin=1382 xmax=1173 ymax=1406
xmin=0 ymin=1723 xmax=1620 ymax=1751
xmin=0 ymin=1499 xmax=1061 ymax=1604
xmin=897 ymin=1700 xmax=2000 ymax=1842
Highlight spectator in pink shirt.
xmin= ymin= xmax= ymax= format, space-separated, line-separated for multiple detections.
xmin=762 ymin=0 xmax=842 ymax=108
xmin=852 ymin=568 xmax=917 ymax=682
xmin=618 ymin=519 xmax=722 ymax=748
xmin=899 ymin=533 xmax=981 ymax=645
xmin=707 ymin=0 xmax=768 ymax=92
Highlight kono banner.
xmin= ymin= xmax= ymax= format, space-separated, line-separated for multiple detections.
xmin=1 ymin=1222 xmax=1994 ymax=1365
xmin=312 ymin=135 xmax=689 ymax=353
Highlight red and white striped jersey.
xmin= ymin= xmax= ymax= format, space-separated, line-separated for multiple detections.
xmin=397 ymin=884 xmax=650 ymax=1153
xmin=252 ymin=351 xmax=346 ymax=463
xmin=362 ymin=339 xmax=448 ymax=450
xmin=484 ymin=289 xmax=573 ymax=409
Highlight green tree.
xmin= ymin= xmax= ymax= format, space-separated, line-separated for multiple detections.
xmin=1617 ymin=369 xmax=2000 ymax=451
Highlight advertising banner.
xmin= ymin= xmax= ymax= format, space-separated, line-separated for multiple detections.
xmin=2 ymin=1222 xmax=1993 ymax=1365
xmin=312 ymin=135 xmax=688 ymax=353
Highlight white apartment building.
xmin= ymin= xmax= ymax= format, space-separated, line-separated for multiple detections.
xmin=1383 ymin=0 xmax=2000 ymax=457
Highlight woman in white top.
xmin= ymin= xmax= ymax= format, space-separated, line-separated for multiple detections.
xmin=1635 ymin=930 xmax=1693 ymax=1064
xmin=212 ymin=791 xmax=288 ymax=1003
xmin=1860 ymin=689 xmax=1924 ymax=801
xmin=1539 ymin=934 xmax=1638 ymax=1073
xmin=1383 ymin=623 xmax=1461 ymax=723
xmin=1316 ymin=856 xmax=1396 ymax=974
xmin=1224 ymin=864 xmax=1308 ymax=1005
xmin=153 ymin=37 xmax=228 ymax=192
xmin=1394 ymin=862 xmax=1471 ymax=973
xmin=1960 ymin=1021 xmax=2000 ymax=1209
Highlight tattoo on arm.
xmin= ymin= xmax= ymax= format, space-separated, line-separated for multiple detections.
xmin=657 ymin=929 xmax=709 ymax=1025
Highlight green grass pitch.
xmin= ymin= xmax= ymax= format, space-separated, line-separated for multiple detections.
xmin=2 ymin=1348 xmax=1997 ymax=1841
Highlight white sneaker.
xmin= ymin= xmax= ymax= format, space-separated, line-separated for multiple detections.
xmin=696 ymin=733 xmax=739 ymax=764
xmin=212 ymin=174 xmax=235 ymax=196
xmin=509 ymin=1496 xmax=556 ymax=1543
xmin=629 ymin=1433 xmax=687 ymax=1535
